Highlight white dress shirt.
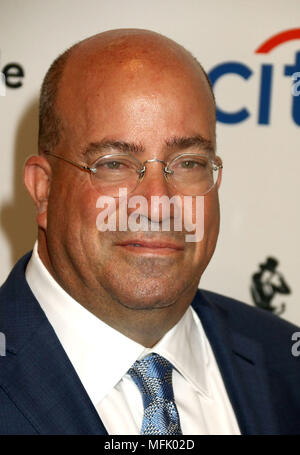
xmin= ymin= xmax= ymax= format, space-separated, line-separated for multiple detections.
xmin=25 ymin=242 xmax=240 ymax=435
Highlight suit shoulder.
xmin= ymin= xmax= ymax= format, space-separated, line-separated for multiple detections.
xmin=0 ymin=252 xmax=32 ymax=295
xmin=196 ymin=289 xmax=300 ymax=370
xmin=199 ymin=288 xmax=299 ymax=336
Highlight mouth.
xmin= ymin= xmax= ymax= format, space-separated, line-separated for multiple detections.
xmin=115 ymin=238 xmax=185 ymax=255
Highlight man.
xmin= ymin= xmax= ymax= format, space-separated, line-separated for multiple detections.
xmin=0 ymin=29 xmax=299 ymax=435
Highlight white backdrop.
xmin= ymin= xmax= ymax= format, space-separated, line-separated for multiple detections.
xmin=0 ymin=0 xmax=299 ymax=324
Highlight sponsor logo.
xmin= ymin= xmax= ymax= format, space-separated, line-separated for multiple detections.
xmin=208 ymin=28 xmax=300 ymax=125
xmin=0 ymin=50 xmax=25 ymax=92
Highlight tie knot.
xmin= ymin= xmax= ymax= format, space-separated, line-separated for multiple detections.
xmin=128 ymin=353 xmax=174 ymax=402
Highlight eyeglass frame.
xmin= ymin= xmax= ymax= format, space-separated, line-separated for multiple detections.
xmin=43 ymin=150 xmax=223 ymax=196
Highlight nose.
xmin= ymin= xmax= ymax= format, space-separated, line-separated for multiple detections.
xmin=129 ymin=160 xmax=176 ymax=224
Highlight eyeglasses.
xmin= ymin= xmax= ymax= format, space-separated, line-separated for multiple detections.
xmin=44 ymin=150 xmax=223 ymax=197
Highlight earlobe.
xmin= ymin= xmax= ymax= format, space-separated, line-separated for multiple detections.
xmin=24 ymin=155 xmax=52 ymax=230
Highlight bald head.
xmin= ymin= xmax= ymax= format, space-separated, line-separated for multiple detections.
xmin=38 ymin=29 xmax=215 ymax=153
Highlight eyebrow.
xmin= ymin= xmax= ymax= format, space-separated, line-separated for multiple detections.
xmin=81 ymin=140 xmax=145 ymax=160
xmin=165 ymin=135 xmax=214 ymax=154
xmin=81 ymin=134 xmax=214 ymax=161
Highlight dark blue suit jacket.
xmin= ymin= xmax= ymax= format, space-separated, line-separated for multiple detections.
xmin=0 ymin=252 xmax=300 ymax=434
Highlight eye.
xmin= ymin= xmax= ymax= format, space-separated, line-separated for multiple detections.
xmin=94 ymin=157 xmax=132 ymax=171
xmin=103 ymin=160 xmax=123 ymax=170
xmin=172 ymin=156 xmax=209 ymax=170
xmin=180 ymin=160 xmax=202 ymax=169
xmin=91 ymin=155 xmax=140 ymax=182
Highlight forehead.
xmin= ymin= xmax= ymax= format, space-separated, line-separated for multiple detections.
xmin=55 ymin=36 xmax=215 ymax=151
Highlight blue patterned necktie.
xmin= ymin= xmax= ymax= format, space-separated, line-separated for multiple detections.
xmin=128 ymin=353 xmax=182 ymax=435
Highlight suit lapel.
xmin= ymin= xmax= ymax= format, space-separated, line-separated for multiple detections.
xmin=0 ymin=253 xmax=108 ymax=435
xmin=192 ymin=291 xmax=279 ymax=435
xmin=2 ymin=322 xmax=107 ymax=435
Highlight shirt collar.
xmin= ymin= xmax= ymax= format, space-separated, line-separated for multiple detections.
xmin=146 ymin=307 xmax=210 ymax=397
xmin=26 ymin=241 xmax=211 ymax=405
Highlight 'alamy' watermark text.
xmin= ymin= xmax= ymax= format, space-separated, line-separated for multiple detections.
xmin=0 ymin=72 xmax=6 ymax=96
xmin=95 ymin=188 xmax=204 ymax=242
xmin=0 ymin=332 xmax=6 ymax=356
xmin=292 ymin=72 xmax=300 ymax=97
xmin=291 ymin=332 xmax=300 ymax=357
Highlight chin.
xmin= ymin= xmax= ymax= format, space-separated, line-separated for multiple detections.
xmin=110 ymin=283 xmax=178 ymax=311
xmin=99 ymin=260 xmax=197 ymax=311
xmin=111 ymin=275 xmax=194 ymax=312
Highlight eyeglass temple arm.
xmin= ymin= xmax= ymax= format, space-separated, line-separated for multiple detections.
xmin=44 ymin=151 xmax=97 ymax=174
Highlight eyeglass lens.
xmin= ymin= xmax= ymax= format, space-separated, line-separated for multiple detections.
xmin=90 ymin=153 xmax=220 ymax=196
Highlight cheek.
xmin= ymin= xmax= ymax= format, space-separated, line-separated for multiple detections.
xmin=76 ymin=190 xmax=105 ymax=244
xmin=204 ymin=191 xmax=220 ymax=234
xmin=48 ymin=176 xmax=100 ymax=241
xmin=182 ymin=193 xmax=219 ymax=238
xmin=203 ymin=191 xmax=220 ymax=259
xmin=190 ymin=191 xmax=220 ymax=261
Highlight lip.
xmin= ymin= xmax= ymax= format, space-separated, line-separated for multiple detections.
xmin=115 ymin=238 xmax=184 ymax=254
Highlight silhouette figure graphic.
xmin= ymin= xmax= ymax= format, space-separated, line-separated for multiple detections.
xmin=251 ymin=257 xmax=291 ymax=316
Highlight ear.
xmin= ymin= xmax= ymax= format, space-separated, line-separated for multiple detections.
xmin=24 ymin=155 xmax=52 ymax=230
